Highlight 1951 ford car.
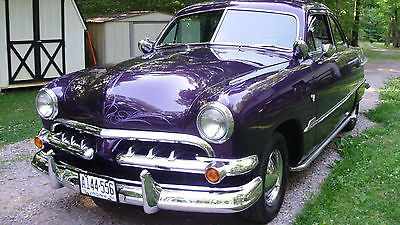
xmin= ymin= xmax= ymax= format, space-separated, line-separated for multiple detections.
xmin=32 ymin=0 xmax=367 ymax=223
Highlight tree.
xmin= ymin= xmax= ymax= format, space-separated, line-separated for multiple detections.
xmin=350 ymin=0 xmax=361 ymax=46
xmin=393 ymin=5 xmax=400 ymax=47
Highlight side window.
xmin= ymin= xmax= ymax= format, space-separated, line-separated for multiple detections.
xmin=329 ymin=16 xmax=346 ymax=47
xmin=307 ymin=14 xmax=333 ymax=52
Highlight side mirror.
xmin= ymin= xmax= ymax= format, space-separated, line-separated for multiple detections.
xmin=322 ymin=43 xmax=335 ymax=57
xmin=293 ymin=40 xmax=309 ymax=60
xmin=138 ymin=39 xmax=155 ymax=54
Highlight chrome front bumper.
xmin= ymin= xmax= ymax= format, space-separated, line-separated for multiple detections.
xmin=32 ymin=150 xmax=263 ymax=214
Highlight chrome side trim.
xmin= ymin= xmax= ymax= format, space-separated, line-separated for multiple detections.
xmin=117 ymin=153 xmax=258 ymax=177
xmin=303 ymin=78 xmax=366 ymax=133
xmin=360 ymin=58 xmax=368 ymax=66
xmin=36 ymin=153 xmax=263 ymax=214
xmin=291 ymin=110 xmax=357 ymax=171
xmin=303 ymin=117 xmax=316 ymax=133
xmin=52 ymin=119 xmax=215 ymax=158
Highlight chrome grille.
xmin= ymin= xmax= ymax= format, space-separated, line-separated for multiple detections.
xmin=118 ymin=140 xmax=208 ymax=160
xmin=48 ymin=124 xmax=97 ymax=160
xmin=115 ymin=140 xmax=213 ymax=174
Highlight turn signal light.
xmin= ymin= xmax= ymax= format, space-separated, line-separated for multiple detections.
xmin=34 ymin=137 xmax=43 ymax=149
xmin=205 ymin=168 xmax=220 ymax=184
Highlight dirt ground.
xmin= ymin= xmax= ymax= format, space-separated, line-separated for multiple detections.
xmin=1 ymin=58 xmax=399 ymax=225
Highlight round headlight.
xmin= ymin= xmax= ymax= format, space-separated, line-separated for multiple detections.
xmin=196 ymin=102 xmax=234 ymax=144
xmin=36 ymin=88 xmax=58 ymax=120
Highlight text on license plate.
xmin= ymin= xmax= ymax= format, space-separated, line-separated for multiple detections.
xmin=79 ymin=174 xmax=117 ymax=202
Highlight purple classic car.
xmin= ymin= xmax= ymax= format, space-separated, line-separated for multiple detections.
xmin=32 ymin=0 xmax=367 ymax=223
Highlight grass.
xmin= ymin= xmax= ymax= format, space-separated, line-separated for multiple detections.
xmin=364 ymin=49 xmax=400 ymax=61
xmin=0 ymin=88 xmax=42 ymax=148
xmin=359 ymin=41 xmax=400 ymax=61
xmin=295 ymin=78 xmax=400 ymax=224
xmin=370 ymin=42 xmax=400 ymax=50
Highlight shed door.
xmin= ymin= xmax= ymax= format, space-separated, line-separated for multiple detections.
xmin=5 ymin=0 xmax=65 ymax=84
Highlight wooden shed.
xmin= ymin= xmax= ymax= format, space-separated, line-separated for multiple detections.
xmin=86 ymin=11 xmax=172 ymax=65
xmin=0 ymin=0 xmax=86 ymax=90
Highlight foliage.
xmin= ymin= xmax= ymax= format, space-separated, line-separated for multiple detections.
xmin=359 ymin=0 xmax=400 ymax=47
xmin=295 ymin=78 xmax=400 ymax=224
xmin=360 ymin=8 xmax=386 ymax=42
xmin=75 ymin=0 xmax=400 ymax=48
xmin=0 ymin=88 xmax=41 ymax=148
xmin=75 ymin=0 xmax=208 ymax=17
xmin=318 ymin=0 xmax=355 ymax=42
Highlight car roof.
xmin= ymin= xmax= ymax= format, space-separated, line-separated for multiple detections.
xmin=176 ymin=0 xmax=328 ymax=17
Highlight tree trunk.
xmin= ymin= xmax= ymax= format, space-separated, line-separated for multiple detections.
xmin=350 ymin=0 xmax=361 ymax=46
xmin=385 ymin=22 xmax=392 ymax=46
xmin=393 ymin=7 xmax=399 ymax=47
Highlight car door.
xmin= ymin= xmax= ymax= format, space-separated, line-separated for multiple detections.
xmin=307 ymin=13 xmax=356 ymax=146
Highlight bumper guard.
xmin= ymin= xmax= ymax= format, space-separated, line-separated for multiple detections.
xmin=32 ymin=150 xmax=262 ymax=214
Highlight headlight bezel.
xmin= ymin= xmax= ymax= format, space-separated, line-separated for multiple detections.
xmin=35 ymin=88 xmax=58 ymax=120
xmin=196 ymin=102 xmax=234 ymax=144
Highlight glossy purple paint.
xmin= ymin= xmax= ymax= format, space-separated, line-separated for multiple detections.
xmin=39 ymin=0 xmax=366 ymax=182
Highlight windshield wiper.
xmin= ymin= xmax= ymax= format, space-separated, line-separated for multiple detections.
xmin=157 ymin=43 xmax=187 ymax=48
xmin=257 ymin=44 xmax=290 ymax=51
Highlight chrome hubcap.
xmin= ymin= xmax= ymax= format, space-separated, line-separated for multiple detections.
xmin=264 ymin=149 xmax=283 ymax=206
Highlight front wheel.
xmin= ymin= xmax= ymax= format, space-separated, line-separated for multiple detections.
xmin=242 ymin=133 xmax=289 ymax=223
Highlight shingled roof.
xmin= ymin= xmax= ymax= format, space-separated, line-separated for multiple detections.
xmin=85 ymin=11 xmax=152 ymax=23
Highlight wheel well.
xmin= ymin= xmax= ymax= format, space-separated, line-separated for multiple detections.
xmin=276 ymin=120 xmax=303 ymax=167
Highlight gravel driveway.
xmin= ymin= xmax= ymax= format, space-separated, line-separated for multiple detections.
xmin=1 ymin=59 xmax=399 ymax=225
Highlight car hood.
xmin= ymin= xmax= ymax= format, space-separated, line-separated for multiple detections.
xmin=55 ymin=46 xmax=289 ymax=132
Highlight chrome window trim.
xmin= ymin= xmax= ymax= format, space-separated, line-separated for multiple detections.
xmin=211 ymin=8 xmax=300 ymax=51
xmin=209 ymin=8 xmax=228 ymax=44
xmin=155 ymin=7 xmax=300 ymax=52
xmin=304 ymin=78 xmax=366 ymax=133
xmin=51 ymin=118 xmax=215 ymax=157
xmin=154 ymin=8 xmax=226 ymax=48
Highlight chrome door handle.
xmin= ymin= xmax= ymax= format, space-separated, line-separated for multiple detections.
xmin=310 ymin=94 xmax=316 ymax=102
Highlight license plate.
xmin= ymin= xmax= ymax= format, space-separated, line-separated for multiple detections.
xmin=79 ymin=173 xmax=117 ymax=202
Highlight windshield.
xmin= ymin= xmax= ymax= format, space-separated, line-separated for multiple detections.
xmin=158 ymin=10 xmax=224 ymax=46
xmin=158 ymin=9 xmax=298 ymax=49
xmin=214 ymin=10 xmax=298 ymax=49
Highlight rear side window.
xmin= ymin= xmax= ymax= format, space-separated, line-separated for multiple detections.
xmin=307 ymin=14 xmax=333 ymax=52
